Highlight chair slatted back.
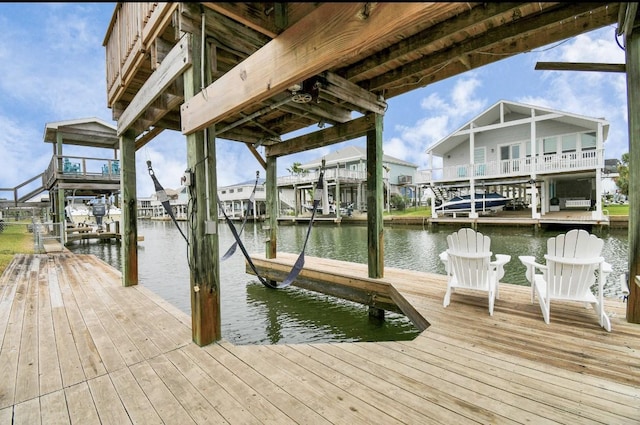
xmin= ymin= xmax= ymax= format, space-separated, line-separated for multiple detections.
xmin=447 ymin=228 xmax=493 ymax=290
xmin=544 ymin=229 xmax=604 ymax=298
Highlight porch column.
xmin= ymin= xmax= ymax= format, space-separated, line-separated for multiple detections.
xmin=593 ymin=122 xmax=604 ymax=220
xmin=469 ymin=123 xmax=477 ymax=218
xmin=530 ymin=108 xmax=540 ymax=217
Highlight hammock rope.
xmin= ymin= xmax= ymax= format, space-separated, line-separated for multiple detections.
xmin=218 ymin=166 xmax=325 ymax=289
xmin=279 ymin=167 xmax=324 ymax=288
xmin=221 ymin=171 xmax=259 ymax=261
xmin=217 ymin=197 xmax=279 ymax=289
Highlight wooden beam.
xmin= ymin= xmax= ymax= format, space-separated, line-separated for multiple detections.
xmin=374 ymin=3 xmax=618 ymax=97
xmin=119 ymin=130 xmax=138 ymax=287
xmin=626 ymin=27 xmax=640 ymax=323
xmin=202 ymin=2 xmax=281 ymax=38
xmin=535 ymin=62 xmax=626 ymax=73
xmin=134 ymin=127 xmax=164 ymax=151
xmin=320 ymin=72 xmax=387 ymax=115
xmin=366 ymin=113 xmax=384 ymax=279
xmin=117 ymin=32 xmax=192 ymax=137
xmin=184 ymin=24 xmax=221 ymax=346
xmin=266 ymin=115 xmax=375 ymax=158
xmin=245 ymin=143 xmax=266 ymax=169
xmin=181 ymin=3 xmax=455 ymax=135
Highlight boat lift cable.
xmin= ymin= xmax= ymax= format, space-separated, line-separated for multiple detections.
xmin=146 ymin=160 xmax=189 ymax=245
xmin=221 ymin=171 xmax=260 ymax=261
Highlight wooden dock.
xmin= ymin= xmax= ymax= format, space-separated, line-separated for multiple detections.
xmin=1 ymin=253 xmax=638 ymax=424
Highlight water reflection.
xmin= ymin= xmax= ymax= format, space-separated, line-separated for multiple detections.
xmin=66 ymin=220 xmax=628 ymax=345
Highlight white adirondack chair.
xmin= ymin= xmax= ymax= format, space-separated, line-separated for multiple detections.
xmin=519 ymin=229 xmax=612 ymax=331
xmin=441 ymin=228 xmax=511 ymax=315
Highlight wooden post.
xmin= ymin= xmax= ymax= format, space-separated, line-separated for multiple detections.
xmin=120 ymin=129 xmax=138 ymax=286
xmin=366 ymin=113 xmax=384 ymax=319
xmin=626 ymin=27 xmax=640 ymax=323
xmin=265 ymin=155 xmax=278 ymax=259
xmin=366 ymin=113 xmax=384 ymax=278
xmin=184 ymin=22 xmax=221 ymax=345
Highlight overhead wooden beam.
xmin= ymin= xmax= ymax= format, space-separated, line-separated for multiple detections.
xmin=245 ymin=143 xmax=266 ymax=169
xmin=374 ymin=3 xmax=618 ymax=97
xmin=181 ymin=3 xmax=459 ymax=135
xmin=117 ymin=32 xmax=192 ymax=137
xmin=134 ymin=127 xmax=164 ymax=151
xmin=535 ymin=62 xmax=626 ymax=73
xmin=320 ymin=72 xmax=387 ymax=115
xmin=266 ymin=115 xmax=375 ymax=158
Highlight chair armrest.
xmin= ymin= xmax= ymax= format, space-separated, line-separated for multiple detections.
xmin=518 ymin=255 xmax=546 ymax=285
xmin=518 ymin=255 xmax=546 ymax=271
xmin=491 ymin=254 xmax=511 ymax=282
xmin=493 ymin=254 xmax=511 ymax=266
xmin=439 ymin=251 xmax=449 ymax=274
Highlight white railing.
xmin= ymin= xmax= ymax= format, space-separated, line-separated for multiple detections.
xmin=428 ymin=149 xmax=603 ymax=182
xmin=277 ymin=169 xmax=367 ymax=186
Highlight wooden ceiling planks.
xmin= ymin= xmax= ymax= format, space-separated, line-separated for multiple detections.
xmin=105 ymin=2 xmax=622 ymax=153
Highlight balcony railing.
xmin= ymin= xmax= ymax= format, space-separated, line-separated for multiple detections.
xmin=277 ymin=169 xmax=367 ymax=186
xmin=104 ymin=3 xmax=177 ymax=107
xmin=420 ymin=149 xmax=603 ymax=183
xmin=44 ymin=155 xmax=121 ymax=189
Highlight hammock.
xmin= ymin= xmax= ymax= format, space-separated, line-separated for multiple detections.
xmin=220 ymin=171 xmax=259 ymax=261
xmin=146 ymin=160 xmax=189 ymax=245
xmin=218 ymin=168 xmax=325 ymax=289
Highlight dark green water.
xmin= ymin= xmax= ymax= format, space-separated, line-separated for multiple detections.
xmin=66 ymin=220 xmax=628 ymax=345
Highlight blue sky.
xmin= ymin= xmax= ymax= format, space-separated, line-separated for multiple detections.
xmin=0 ymin=3 xmax=629 ymax=198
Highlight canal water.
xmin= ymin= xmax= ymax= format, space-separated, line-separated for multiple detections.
xmin=66 ymin=220 xmax=629 ymax=345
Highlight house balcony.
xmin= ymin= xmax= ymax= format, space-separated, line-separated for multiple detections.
xmin=418 ymin=149 xmax=604 ymax=185
xmin=277 ymin=169 xmax=367 ymax=187
xmin=44 ymin=155 xmax=121 ymax=191
xmin=104 ymin=3 xmax=178 ymax=109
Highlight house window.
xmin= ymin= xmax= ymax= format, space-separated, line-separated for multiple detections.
xmin=237 ymin=188 xmax=243 ymax=193
xmin=229 ymin=189 xmax=234 ymax=193
xmin=581 ymin=132 xmax=597 ymax=150
xmin=562 ymin=134 xmax=577 ymax=152
xmin=474 ymin=147 xmax=486 ymax=176
xmin=221 ymin=190 xmax=226 ymax=194
xmin=500 ymin=143 xmax=520 ymax=173
xmin=543 ymin=137 xmax=557 ymax=155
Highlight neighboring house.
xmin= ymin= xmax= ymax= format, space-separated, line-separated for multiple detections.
xmin=420 ymin=100 xmax=610 ymax=220
xmin=218 ymin=178 xmax=267 ymax=219
xmin=278 ymin=145 xmax=418 ymax=215
xmin=138 ymin=187 xmax=187 ymax=220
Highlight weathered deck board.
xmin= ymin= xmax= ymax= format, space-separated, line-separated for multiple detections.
xmin=1 ymin=252 xmax=639 ymax=424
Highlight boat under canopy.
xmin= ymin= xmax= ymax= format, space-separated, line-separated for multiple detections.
xmin=435 ymin=192 xmax=511 ymax=213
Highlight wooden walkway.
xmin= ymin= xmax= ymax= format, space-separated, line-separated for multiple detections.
xmin=1 ymin=253 xmax=638 ymax=424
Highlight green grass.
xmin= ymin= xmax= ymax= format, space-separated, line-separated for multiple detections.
xmin=384 ymin=206 xmax=432 ymax=217
xmin=0 ymin=221 xmax=34 ymax=276
xmin=603 ymin=204 xmax=629 ymax=216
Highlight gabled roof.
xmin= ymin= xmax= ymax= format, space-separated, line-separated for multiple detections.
xmin=301 ymin=145 xmax=417 ymax=169
xmin=426 ymin=100 xmax=610 ymax=157
xmin=43 ymin=117 xmax=119 ymax=149
xmin=219 ymin=178 xmax=266 ymax=190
